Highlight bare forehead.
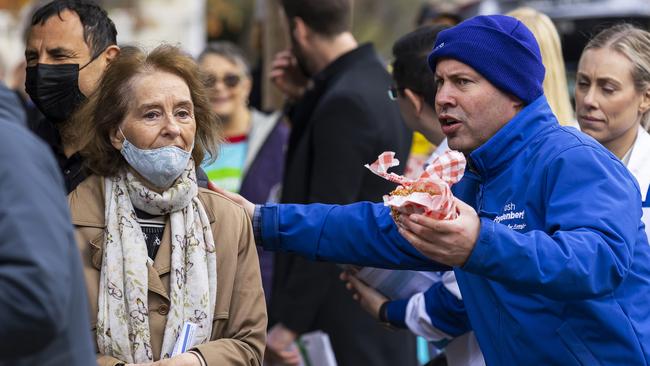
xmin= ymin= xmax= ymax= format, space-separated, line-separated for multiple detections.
xmin=129 ymin=71 xmax=192 ymax=104
xmin=579 ymin=48 xmax=634 ymax=73
xmin=27 ymin=9 xmax=88 ymax=52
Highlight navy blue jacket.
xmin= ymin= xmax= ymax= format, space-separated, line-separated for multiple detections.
xmin=0 ymin=83 xmax=95 ymax=365
xmin=259 ymin=96 xmax=650 ymax=364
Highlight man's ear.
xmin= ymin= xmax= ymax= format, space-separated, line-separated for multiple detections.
xmin=403 ymin=88 xmax=424 ymax=116
xmin=292 ymin=17 xmax=310 ymax=44
xmin=103 ymin=45 xmax=120 ymax=63
xmin=510 ymin=95 xmax=524 ymax=112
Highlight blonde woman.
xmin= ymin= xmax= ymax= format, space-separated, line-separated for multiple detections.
xmin=507 ymin=7 xmax=575 ymax=125
xmin=574 ymin=24 xmax=650 ymax=241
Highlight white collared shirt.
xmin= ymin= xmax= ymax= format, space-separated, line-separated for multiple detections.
xmin=626 ymin=126 xmax=650 ymax=242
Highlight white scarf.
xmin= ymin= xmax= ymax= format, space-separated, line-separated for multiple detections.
xmin=96 ymin=163 xmax=217 ymax=363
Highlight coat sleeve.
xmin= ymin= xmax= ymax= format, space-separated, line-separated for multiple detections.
xmin=463 ymin=145 xmax=644 ymax=300
xmin=261 ymin=202 xmax=449 ymax=271
xmin=0 ymin=116 xmax=80 ymax=356
xmin=194 ymin=208 xmax=267 ymax=366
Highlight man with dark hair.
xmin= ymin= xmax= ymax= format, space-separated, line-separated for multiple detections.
xmin=390 ymin=25 xmax=443 ymax=146
xmin=24 ymin=0 xmax=120 ymax=192
xmin=267 ymin=0 xmax=415 ymax=364
xmin=0 ymin=82 xmax=95 ymax=366
xmin=281 ymin=0 xmax=351 ymax=37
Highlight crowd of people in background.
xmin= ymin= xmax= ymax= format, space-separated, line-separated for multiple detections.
xmin=1 ymin=0 xmax=650 ymax=365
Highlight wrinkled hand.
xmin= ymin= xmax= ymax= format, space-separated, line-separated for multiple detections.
xmin=397 ymin=198 xmax=480 ymax=267
xmin=208 ymin=182 xmax=255 ymax=220
xmin=126 ymin=352 xmax=200 ymax=366
xmin=340 ymin=271 xmax=388 ymax=320
xmin=265 ymin=323 xmax=301 ymax=366
xmin=269 ymin=50 xmax=309 ymax=100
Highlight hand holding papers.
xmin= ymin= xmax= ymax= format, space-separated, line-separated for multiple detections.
xmin=265 ymin=326 xmax=337 ymax=366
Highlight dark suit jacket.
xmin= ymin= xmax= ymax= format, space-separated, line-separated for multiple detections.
xmin=272 ymin=44 xmax=416 ymax=365
xmin=0 ymin=83 xmax=95 ymax=366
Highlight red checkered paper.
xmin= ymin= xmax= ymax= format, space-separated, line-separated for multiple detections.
xmin=365 ymin=150 xmax=466 ymax=220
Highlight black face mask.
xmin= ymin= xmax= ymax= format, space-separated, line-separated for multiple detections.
xmin=25 ymin=63 xmax=88 ymax=124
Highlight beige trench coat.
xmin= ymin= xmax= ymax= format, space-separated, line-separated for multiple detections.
xmin=68 ymin=175 xmax=267 ymax=366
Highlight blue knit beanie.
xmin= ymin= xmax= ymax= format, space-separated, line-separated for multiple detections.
xmin=428 ymin=15 xmax=545 ymax=105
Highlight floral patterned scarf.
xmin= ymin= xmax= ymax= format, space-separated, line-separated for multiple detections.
xmin=96 ymin=162 xmax=217 ymax=363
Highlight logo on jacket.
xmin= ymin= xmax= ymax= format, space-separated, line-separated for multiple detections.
xmin=494 ymin=202 xmax=527 ymax=230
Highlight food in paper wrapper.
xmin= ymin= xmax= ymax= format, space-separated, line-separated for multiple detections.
xmin=364 ymin=151 xmax=466 ymax=220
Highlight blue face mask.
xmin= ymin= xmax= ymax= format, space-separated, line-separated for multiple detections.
xmin=119 ymin=129 xmax=192 ymax=188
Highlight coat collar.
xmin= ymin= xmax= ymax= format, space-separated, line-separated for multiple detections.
xmin=312 ymin=43 xmax=377 ymax=87
xmin=469 ymin=95 xmax=557 ymax=178
xmin=627 ymin=126 xmax=650 ymax=202
xmin=243 ymin=110 xmax=281 ymax=176
xmin=68 ymin=175 xmax=106 ymax=228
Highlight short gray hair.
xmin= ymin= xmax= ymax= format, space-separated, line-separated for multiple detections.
xmin=198 ymin=41 xmax=250 ymax=76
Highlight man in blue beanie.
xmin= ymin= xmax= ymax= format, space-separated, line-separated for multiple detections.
xmin=217 ymin=15 xmax=650 ymax=364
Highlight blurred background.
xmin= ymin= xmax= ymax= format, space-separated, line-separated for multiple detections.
xmin=1 ymin=0 xmax=649 ymax=110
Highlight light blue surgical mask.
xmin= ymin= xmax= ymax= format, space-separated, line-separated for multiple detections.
xmin=119 ymin=128 xmax=192 ymax=188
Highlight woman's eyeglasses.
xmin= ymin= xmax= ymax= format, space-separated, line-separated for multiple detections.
xmin=387 ymin=86 xmax=404 ymax=101
xmin=206 ymin=73 xmax=242 ymax=89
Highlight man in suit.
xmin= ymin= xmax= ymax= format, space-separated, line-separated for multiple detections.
xmin=267 ymin=0 xmax=415 ymax=364
xmin=0 ymin=82 xmax=95 ymax=365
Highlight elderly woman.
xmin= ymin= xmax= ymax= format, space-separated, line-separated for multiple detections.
xmin=574 ymin=24 xmax=650 ymax=240
xmin=68 ymin=45 xmax=266 ymax=366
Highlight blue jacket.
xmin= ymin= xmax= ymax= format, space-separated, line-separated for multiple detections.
xmin=260 ymin=96 xmax=650 ymax=365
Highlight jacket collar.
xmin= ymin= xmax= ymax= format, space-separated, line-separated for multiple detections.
xmin=312 ymin=43 xmax=377 ymax=87
xmin=243 ymin=110 xmax=281 ymax=176
xmin=68 ymin=175 xmax=106 ymax=228
xmin=628 ymin=126 xmax=650 ymax=201
xmin=469 ymin=95 xmax=557 ymax=178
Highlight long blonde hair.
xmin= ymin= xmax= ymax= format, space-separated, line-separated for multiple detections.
xmin=508 ymin=7 xmax=574 ymax=125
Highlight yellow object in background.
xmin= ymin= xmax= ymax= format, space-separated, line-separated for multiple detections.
xmin=410 ymin=131 xmax=434 ymax=156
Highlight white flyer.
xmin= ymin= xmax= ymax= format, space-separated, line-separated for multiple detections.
xmin=171 ymin=321 xmax=198 ymax=357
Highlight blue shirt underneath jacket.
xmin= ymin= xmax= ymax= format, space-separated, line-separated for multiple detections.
xmin=259 ymin=96 xmax=650 ymax=365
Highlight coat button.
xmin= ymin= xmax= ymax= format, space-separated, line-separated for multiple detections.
xmin=158 ymin=304 xmax=169 ymax=315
